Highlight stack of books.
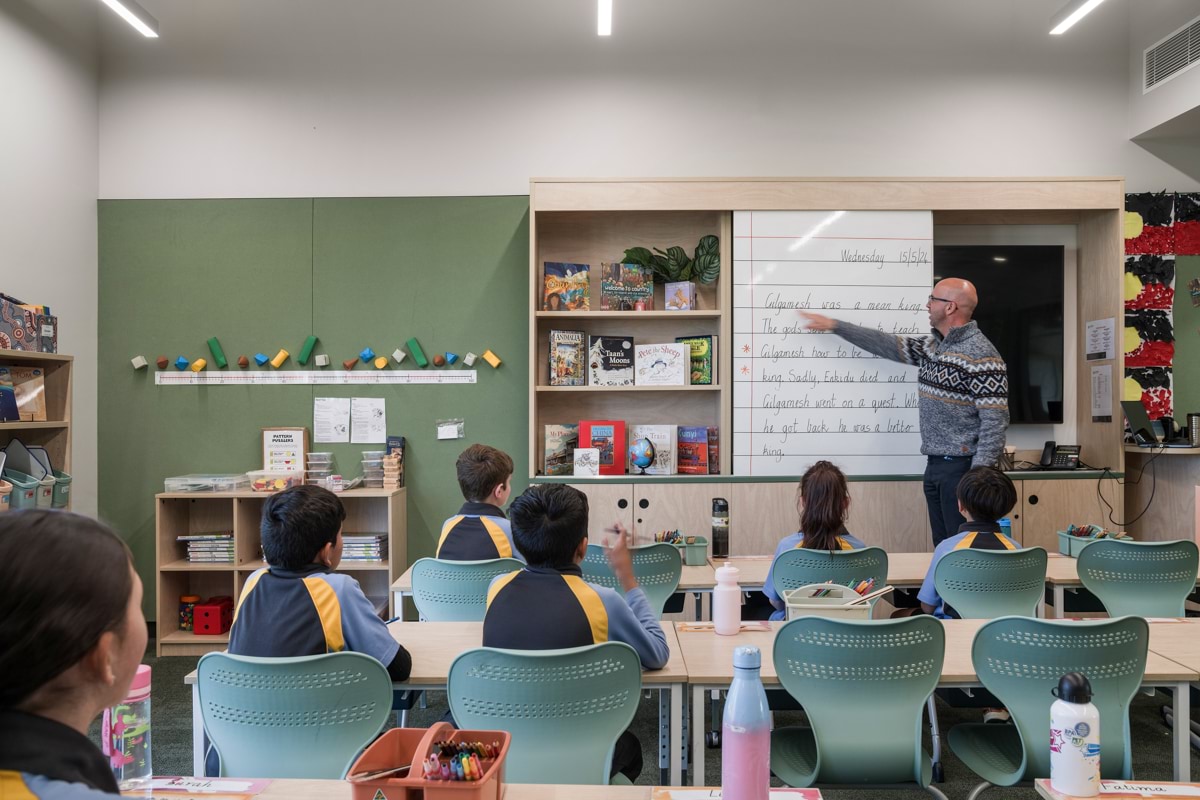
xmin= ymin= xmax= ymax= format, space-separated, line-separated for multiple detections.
xmin=342 ymin=533 xmax=388 ymax=564
xmin=178 ymin=532 xmax=234 ymax=563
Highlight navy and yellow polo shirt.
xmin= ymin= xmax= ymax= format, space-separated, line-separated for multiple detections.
xmin=482 ymin=564 xmax=670 ymax=669
xmin=228 ymin=563 xmax=406 ymax=676
xmin=436 ymin=502 xmax=522 ymax=562
xmin=762 ymin=529 xmax=867 ymax=620
xmin=0 ymin=710 xmax=120 ymax=798
xmin=918 ymin=521 xmax=1019 ymax=618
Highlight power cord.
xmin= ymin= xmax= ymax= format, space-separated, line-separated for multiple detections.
xmin=1094 ymin=443 xmax=1165 ymax=528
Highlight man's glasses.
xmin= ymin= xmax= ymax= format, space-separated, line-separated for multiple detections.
xmin=928 ymin=295 xmax=954 ymax=304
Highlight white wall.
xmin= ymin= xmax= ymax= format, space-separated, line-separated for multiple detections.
xmin=98 ymin=0 xmax=1200 ymax=199
xmin=1 ymin=0 xmax=98 ymax=515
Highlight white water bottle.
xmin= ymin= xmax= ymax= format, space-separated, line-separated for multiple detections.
xmin=713 ymin=564 xmax=742 ymax=635
xmin=1050 ymin=671 xmax=1100 ymax=798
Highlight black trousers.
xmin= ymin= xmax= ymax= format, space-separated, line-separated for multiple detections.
xmin=923 ymin=455 xmax=971 ymax=546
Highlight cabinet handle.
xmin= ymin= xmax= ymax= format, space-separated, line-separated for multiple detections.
xmin=617 ymin=498 xmax=628 ymax=509
xmin=638 ymin=498 xmax=649 ymax=509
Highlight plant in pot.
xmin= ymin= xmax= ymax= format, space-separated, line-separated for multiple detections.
xmin=620 ymin=234 xmax=720 ymax=286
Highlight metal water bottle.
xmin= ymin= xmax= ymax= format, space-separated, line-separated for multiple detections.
xmin=712 ymin=497 xmax=729 ymax=558
xmin=1050 ymin=671 xmax=1100 ymax=798
xmin=721 ymin=646 xmax=771 ymax=800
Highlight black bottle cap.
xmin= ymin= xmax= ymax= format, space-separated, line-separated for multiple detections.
xmin=1051 ymin=671 xmax=1093 ymax=704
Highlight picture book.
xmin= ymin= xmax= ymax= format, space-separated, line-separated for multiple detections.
xmin=664 ymin=281 xmax=696 ymax=311
xmin=634 ymin=342 xmax=690 ymax=386
xmin=544 ymin=423 xmax=579 ymax=476
xmin=573 ymin=448 xmax=600 ymax=477
xmin=600 ymin=262 xmax=654 ymax=310
xmin=677 ymin=426 xmax=710 ymax=475
xmin=548 ymin=329 xmax=587 ymax=386
xmin=8 ymin=367 xmax=46 ymax=421
xmin=579 ymin=419 xmax=626 ymax=476
xmin=543 ymin=262 xmax=591 ymax=311
xmin=706 ymin=426 xmax=720 ymax=474
xmin=0 ymin=368 xmax=18 ymax=422
xmin=628 ymin=424 xmax=677 ymax=475
xmin=675 ymin=335 xmax=717 ymax=386
xmin=588 ymin=335 xmax=634 ymax=386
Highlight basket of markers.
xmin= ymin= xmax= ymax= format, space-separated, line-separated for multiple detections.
xmin=346 ymin=721 xmax=511 ymax=800
xmin=783 ymin=578 xmax=890 ymax=621
xmin=654 ymin=529 xmax=709 ymax=566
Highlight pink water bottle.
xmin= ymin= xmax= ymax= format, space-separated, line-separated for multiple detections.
xmin=722 ymin=646 xmax=771 ymax=800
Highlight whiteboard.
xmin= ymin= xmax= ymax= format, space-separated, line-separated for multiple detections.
xmin=732 ymin=210 xmax=934 ymax=476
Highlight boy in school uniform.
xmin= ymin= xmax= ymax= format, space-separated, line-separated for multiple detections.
xmin=918 ymin=465 xmax=1020 ymax=619
xmin=436 ymin=444 xmax=523 ymax=562
xmin=483 ymin=483 xmax=670 ymax=781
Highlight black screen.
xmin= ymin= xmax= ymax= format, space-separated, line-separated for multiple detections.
xmin=933 ymin=245 xmax=1065 ymax=424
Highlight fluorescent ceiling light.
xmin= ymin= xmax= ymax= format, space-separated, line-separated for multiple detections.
xmin=598 ymin=0 xmax=612 ymax=36
xmin=1049 ymin=0 xmax=1106 ymax=35
xmin=98 ymin=0 xmax=159 ymax=38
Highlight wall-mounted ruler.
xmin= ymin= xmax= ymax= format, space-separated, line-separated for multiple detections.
xmin=155 ymin=370 xmax=477 ymax=386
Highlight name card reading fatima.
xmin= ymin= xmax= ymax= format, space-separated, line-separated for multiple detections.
xmin=733 ymin=210 xmax=934 ymax=477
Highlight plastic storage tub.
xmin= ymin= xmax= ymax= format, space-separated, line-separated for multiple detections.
xmin=246 ymin=470 xmax=303 ymax=493
xmin=670 ymin=535 xmax=709 ymax=566
xmin=3 ymin=469 xmax=40 ymax=509
xmin=348 ymin=721 xmax=511 ymax=800
xmin=163 ymin=474 xmax=250 ymax=493
xmin=0 ymin=479 xmax=11 ymax=511
xmin=50 ymin=470 xmax=71 ymax=508
xmin=784 ymin=583 xmax=872 ymax=620
xmin=34 ymin=474 xmax=55 ymax=508
xmin=1057 ymin=530 xmax=1098 ymax=557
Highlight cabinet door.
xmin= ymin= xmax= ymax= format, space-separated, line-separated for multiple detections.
xmin=1019 ymin=478 xmax=1121 ymax=553
xmin=570 ymin=483 xmax=634 ymax=544
xmin=846 ymin=481 xmax=933 ymax=553
xmin=732 ymin=483 xmax=800 ymax=556
xmin=632 ymin=483 xmax=732 ymax=547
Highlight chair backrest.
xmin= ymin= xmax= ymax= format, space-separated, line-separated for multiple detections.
xmin=197 ymin=651 xmax=393 ymax=778
xmin=933 ymin=546 xmax=1047 ymax=619
xmin=1076 ymin=539 xmax=1199 ymax=618
xmin=580 ymin=542 xmax=681 ymax=617
xmin=447 ymin=642 xmax=642 ymax=784
xmin=971 ymin=616 xmax=1148 ymax=782
xmin=773 ymin=616 xmax=944 ymax=785
xmin=770 ymin=546 xmax=889 ymax=600
xmin=411 ymin=557 xmax=525 ymax=621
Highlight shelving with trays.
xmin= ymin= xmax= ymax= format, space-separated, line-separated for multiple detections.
xmin=529 ymin=206 xmax=732 ymax=477
xmin=0 ymin=349 xmax=73 ymax=488
xmin=155 ymin=487 xmax=406 ymax=656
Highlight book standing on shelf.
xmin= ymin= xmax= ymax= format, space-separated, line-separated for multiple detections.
xmin=8 ymin=366 xmax=47 ymax=421
xmin=665 ymin=281 xmax=696 ymax=310
xmin=579 ymin=420 xmax=626 ymax=476
xmin=548 ymin=330 xmax=587 ymax=386
xmin=707 ymin=426 xmax=720 ymax=474
xmin=676 ymin=335 xmax=717 ymax=386
xmin=588 ymin=335 xmax=634 ymax=386
xmin=634 ymin=343 xmax=691 ymax=386
xmin=0 ymin=367 xmax=17 ymax=422
xmin=543 ymin=262 xmax=591 ymax=311
xmin=677 ymin=426 xmax=710 ymax=474
xmin=628 ymin=424 xmax=677 ymax=475
xmin=543 ymin=423 xmax=579 ymax=476
xmin=600 ymin=262 xmax=654 ymax=310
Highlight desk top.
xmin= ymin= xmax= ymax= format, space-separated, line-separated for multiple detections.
xmin=141 ymin=780 xmax=652 ymax=799
xmin=391 ymin=563 xmax=718 ymax=594
xmin=1148 ymin=619 xmax=1200 ymax=674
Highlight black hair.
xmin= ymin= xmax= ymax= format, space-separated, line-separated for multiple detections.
xmin=508 ymin=484 xmax=589 ymax=567
xmin=956 ymin=466 xmax=1017 ymax=523
xmin=0 ymin=509 xmax=135 ymax=709
xmin=798 ymin=460 xmax=851 ymax=551
xmin=456 ymin=444 xmax=514 ymax=502
xmin=261 ymin=485 xmax=346 ymax=569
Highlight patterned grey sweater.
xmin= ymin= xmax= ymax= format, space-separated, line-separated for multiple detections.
xmin=831 ymin=319 xmax=1009 ymax=467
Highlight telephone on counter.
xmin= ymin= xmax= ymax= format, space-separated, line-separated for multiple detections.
xmin=1039 ymin=441 xmax=1080 ymax=470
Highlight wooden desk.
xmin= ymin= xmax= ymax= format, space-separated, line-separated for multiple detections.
xmin=130 ymin=779 xmax=653 ymax=799
xmin=186 ymin=622 xmax=688 ymax=785
xmin=1036 ymin=777 xmax=1200 ymax=799
xmin=678 ymin=619 xmax=1196 ymax=785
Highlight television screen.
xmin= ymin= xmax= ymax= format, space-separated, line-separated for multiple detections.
xmin=933 ymin=245 xmax=1065 ymax=424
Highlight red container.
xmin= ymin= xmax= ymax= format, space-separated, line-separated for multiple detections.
xmin=193 ymin=596 xmax=233 ymax=635
xmin=348 ymin=722 xmax=510 ymax=800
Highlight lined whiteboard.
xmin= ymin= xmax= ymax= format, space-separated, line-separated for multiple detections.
xmin=732 ymin=210 xmax=934 ymax=476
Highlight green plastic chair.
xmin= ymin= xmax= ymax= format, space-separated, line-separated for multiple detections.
xmin=197 ymin=651 xmax=392 ymax=778
xmin=1076 ymin=539 xmax=1199 ymax=617
xmin=580 ymin=542 xmax=681 ymax=617
xmin=447 ymin=642 xmax=642 ymax=785
xmin=949 ymin=616 xmax=1149 ymax=800
xmin=410 ymin=556 xmax=524 ymax=621
xmin=934 ymin=547 xmax=1048 ymax=619
xmin=771 ymin=615 xmax=948 ymax=800
xmin=770 ymin=546 xmax=889 ymax=604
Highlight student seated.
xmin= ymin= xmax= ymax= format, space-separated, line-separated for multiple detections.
xmin=437 ymin=444 xmax=522 ymax=562
xmin=762 ymin=460 xmax=865 ymax=621
xmin=0 ymin=509 xmax=148 ymax=798
xmin=483 ymin=484 xmax=669 ymax=781
xmin=229 ymin=485 xmax=412 ymax=680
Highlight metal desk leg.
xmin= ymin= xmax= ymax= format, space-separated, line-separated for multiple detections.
xmin=1174 ymin=682 xmax=1191 ymax=781
xmin=692 ymin=685 xmax=707 ymax=786
xmin=694 ymin=591 xmax=702 ymax=620
xmin=658 ymin=689 xmax=669 ymax=785
xmin=670 ymin=682 xmax=683 ymax=785
xmin=192 ymin=682 xmax=204 ymax=777
xmin=1053 ymin=585 xmax=1065 ymax=619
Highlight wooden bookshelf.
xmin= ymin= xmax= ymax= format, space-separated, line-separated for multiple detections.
xmin=0 ymin=349 xmax=72 ymax=506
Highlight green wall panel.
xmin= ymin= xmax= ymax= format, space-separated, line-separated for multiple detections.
xmin=1175 ymin=255 xmax=1200 ymax=420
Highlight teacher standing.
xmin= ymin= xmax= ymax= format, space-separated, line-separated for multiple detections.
xmin=800 ymin=278 xmax=1009 ymax=545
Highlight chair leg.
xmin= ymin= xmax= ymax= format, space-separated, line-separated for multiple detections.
xmin=924 ymin=784 xmax=950 ymax=800
xmin=966 ymin=781 xmax=992 ymax=800
xmin=926 ymin=695 xmax=943 ymax=782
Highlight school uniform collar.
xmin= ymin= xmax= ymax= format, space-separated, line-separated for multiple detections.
xmin=0 ymin=709 xmax=119 ymax=794
xmin=956 ymin=520 xmax=1002 ymax=534
xmin=268 ymin=562 xmax=332 ymax=579
xmin=458 ymin=501 xmax=507 ymax=518
xmin=525 ymin=563 xmax=583 ymax=578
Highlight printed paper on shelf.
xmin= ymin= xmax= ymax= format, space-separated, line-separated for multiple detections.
xmin=573 ymin=447 xmax=600 ymax=477
xmin=635 ymin=343 xmax=690 ymax=386
xmin=628 ymin=424 xmax=678 ymax=475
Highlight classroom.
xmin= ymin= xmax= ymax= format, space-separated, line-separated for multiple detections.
xmin=2 ymin=1 xmax=1200 ymax=798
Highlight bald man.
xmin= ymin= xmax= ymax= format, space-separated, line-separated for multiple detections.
xmin=801 ymin=278 xmax=1009 ymax=545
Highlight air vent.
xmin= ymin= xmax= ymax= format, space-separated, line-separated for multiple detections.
xmin=1144 ymin=14 xmax=1200 ymax=92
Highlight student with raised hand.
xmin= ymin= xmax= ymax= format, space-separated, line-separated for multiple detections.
xmin=762 ymin=460 xmax=865 ymax=620
xmin=0 ymin=509 xmax=149 ymax=798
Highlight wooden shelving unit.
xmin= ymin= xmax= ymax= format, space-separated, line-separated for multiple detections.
xmin=0 ymin=349 xmax=72 ymax=505
xmin=154 ymin=487 xmax=406 ymax=656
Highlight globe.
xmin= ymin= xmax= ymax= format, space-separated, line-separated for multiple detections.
xmin=629 ymin=437 xmax=656 ymax=474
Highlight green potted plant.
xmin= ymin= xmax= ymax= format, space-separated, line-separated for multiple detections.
xmin=620 ymin=234 xmax=720 ymax=285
